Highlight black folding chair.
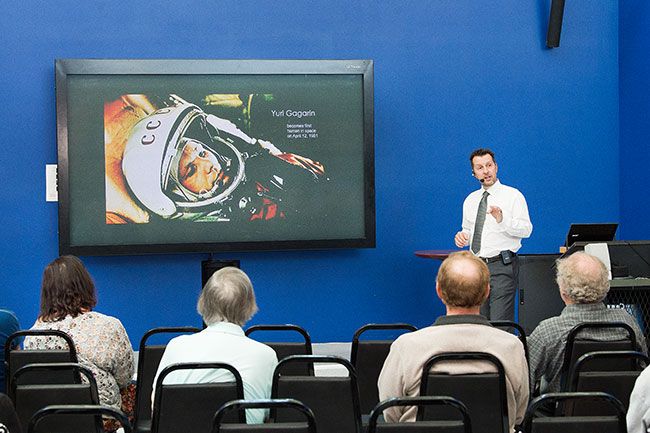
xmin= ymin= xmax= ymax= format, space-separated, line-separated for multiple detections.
xmin=272 ymin=355 xmax=362 ymax=433
xmin=12 ymin=363 xmax=101 ymax=433
xmin=565 ymin=350 xmax=649 ymax=413
xmin=419 ymin=352 xmax=508 ymax=433
xmin=351 ymin=323 xmax=417 ymax=414
xmin=522 ymin=392 xmax=626 ymax=433
xmin=133 ymin=326 xmax=200 ymax=433
xmin=4 ymin=330 xmax=77 ymax=394
xmin=213 ymin=399 xmax=317 ymax=433
xmin=489 ymin=321 xmax=529 ymax=362
xmin=368 ymin=396 xmax=472 ymax=433
xmin=152 ymin=362 xmax=245 ymax=433
xmin=27 ymin=404 xmax=132 ymax=433
xmin=559 ymin=322 xmax=638 ymax=390
xmin=0 ymin=392 xmax=21 ymax=433
xmin=245 ymin=325 xmax=313 ymax=376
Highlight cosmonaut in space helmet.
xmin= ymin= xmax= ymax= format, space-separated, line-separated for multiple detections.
xmin=121 ymin=96 xmax=245 ymax=218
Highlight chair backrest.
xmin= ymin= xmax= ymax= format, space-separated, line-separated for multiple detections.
xmin=0 ymin=392 xmax=21 ymax=433
xmin=152 ymin=362 xmax=245 ymax=433
xmin=368 ymin=396 xmax=472 ymax=433
xmin=212 ymin=399 xmax=317 ymax=433
xmin=566 ymin=350 xmax=649 ymax=413
xmin=560 ymin=322 xmax=637 ymax=389
xmin=133 ymin=326 xmax=200 ymax=433
xmin=418 ymin=352 xmax=508 ymax=433
xmin=4 ymin=330 xmax=77 ymax=392
xmin=272 ymin=355 xmax=362 ymax=433
xmin=27 ymin=404 xmax=132 ymax=433
xmin=522 ymin=392 xmax=626 ymax=433
xmin=350 ymin=323 xmax=417 ymax=414
xmin=245 ymin=325 xmax=313 ymax=376
xmin=489 ymin=321 xmax=529 ymax=362
xmin=12 ymin=363 xmax=101 ymax=433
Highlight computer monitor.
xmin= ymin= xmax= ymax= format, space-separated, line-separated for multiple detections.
xmin=565 ymin=223 xmax=618 ymax=247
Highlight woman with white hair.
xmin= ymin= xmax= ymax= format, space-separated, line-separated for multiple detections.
xmin=152 ymin=267 xmax=277 ymax=424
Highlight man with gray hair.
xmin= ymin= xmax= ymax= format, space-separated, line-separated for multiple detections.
xmin=152 ymin=267 xmax=277 ymax=423
xmin=528 ymin=252 xmax=647 ymax=394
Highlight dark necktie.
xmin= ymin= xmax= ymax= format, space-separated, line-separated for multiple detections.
xmin=471 ymin=191 xmax=489 ymax=254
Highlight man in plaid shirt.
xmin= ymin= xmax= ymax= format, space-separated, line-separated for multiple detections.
xmin=528 ymin=251 xmax=647 ymax=394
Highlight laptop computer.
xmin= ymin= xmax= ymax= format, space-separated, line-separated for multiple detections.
xmin=565 ymin=223 xmax=618 ymax=248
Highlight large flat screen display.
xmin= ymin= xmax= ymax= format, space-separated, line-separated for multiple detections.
xmin=56 ymin=59 xmax=375 ymax=255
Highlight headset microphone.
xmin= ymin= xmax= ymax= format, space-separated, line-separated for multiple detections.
xmin=472 ymin=172 xmax=485 ymax=183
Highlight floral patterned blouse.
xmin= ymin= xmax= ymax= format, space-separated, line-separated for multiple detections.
xmin=24 ymin=311 xmax=134 ymax=409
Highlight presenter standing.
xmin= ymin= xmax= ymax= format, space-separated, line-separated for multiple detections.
xmin=454 ymin=148 xmax=532 ymax=321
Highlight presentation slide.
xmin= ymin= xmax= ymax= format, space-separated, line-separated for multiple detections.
xmin=64 ymin=73 xmax=367 ymax=249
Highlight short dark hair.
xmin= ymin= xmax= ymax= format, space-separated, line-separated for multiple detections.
xmin=437 ymin=251 xmax=490 ymax=307
xmin=39 ymin=255 xmax=97 ymax=322
xmin=469 ymin=148 xmax=496 ymax=165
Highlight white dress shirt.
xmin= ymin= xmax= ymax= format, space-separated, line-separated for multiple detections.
xmin=461 ymin=180 xmax=532 ymax=257
xmin=152 ymin=321 xmax=278 ymax=424
xmin=628 ymin=365 xmax=650 ymax=433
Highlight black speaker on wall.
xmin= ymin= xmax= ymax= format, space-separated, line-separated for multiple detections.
xmin=546 ymin=0 xmax=566 ymax=48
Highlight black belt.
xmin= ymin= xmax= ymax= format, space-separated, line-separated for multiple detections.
xmin=480 ymin=255 xmax=502 ymax=264
xmin=479 ymin=251 xmax=516 ymax=264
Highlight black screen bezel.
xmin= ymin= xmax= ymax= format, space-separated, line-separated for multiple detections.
xmin=55 ymin=59 xmax=375 ymax=256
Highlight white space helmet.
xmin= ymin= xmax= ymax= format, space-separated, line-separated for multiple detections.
xmin=122 ymin=97 xmax=244 ymax=217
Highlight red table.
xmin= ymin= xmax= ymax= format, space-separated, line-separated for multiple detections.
xmin=414 ymin=249 xmax=460 ymax=261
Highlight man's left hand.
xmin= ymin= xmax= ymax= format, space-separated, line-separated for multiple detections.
xmin=488 ymin=206 xmax=503 ymax=223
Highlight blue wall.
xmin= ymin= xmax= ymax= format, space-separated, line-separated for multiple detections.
xmin=620 ymin=1 xmax=650 ymax=240
xmin=1 ymin=1 xmax=626 ymax=345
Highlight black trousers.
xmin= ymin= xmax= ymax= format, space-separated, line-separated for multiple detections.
xmin=480 ymin=255 xmax=519 ymax=321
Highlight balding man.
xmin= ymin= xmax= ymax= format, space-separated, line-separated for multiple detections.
xmin=377 ymin=251 xmax=529 ymax=431
xmin=528 ymin=251 xmax=647 ymax=394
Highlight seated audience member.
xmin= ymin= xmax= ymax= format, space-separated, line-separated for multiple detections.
xmin=0 ymin=392 xmax=21 ymax=433
xmin=152 ymin=266 xmax=277 ymax=424
xmin=23 ymin=256 xmax=134 ymax=414
xmin=377 ymin=251 xmax=529 ymax=431
xmin=628 ymin=365 xmax=650 ymax=433
xmin=0 ymin=309 xmax=20 ymax=393
xmin=528 ymin=251 xmax=647 ymax=394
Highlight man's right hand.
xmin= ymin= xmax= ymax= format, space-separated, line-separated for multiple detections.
xmin=454 ymin=231 xmax=469 ymax=248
